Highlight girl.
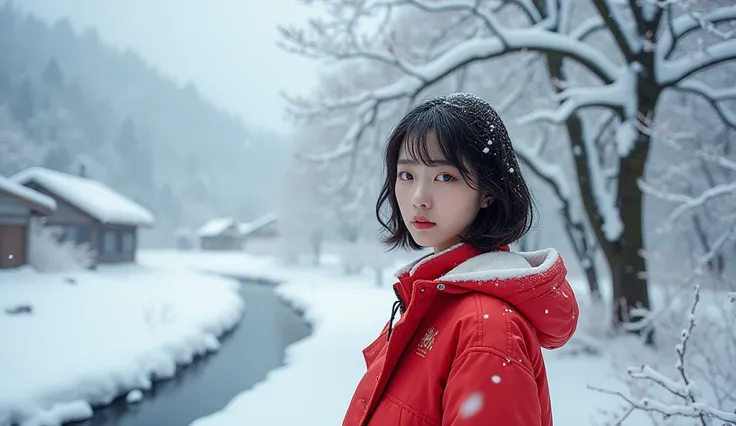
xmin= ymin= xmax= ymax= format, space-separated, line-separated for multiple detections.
xmin=342 ymin=93 xmax=579 ymax=426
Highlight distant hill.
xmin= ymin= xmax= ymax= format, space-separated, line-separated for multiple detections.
xmin=0 ymin=3 xmax=290 ymax=246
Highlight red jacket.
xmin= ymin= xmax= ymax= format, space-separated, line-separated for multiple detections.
xmin=342 ymin=243 xmax=579 ymax=426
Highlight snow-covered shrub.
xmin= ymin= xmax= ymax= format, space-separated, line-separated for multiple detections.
xmin=590 ymin=284 xmax=736 ymax=425
xmin=341 ymin=239 xmax=394 ymax=286
xmin=28 ymin=217 xmax=96 ymax=272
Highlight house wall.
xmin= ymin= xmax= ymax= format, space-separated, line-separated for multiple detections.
xmin=0 ymin=193 xmax=32 ymax=268
xmin=250 ymin=221 xmax=279 ymax=238
xmin=96 ymin=224 xmax=137 ymax=263
xmin=200 ymin=235 xmax=242 ymax=251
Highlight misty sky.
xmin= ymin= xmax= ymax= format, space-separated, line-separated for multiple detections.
xmin=16 ymin=0 xmax=320 ymax=135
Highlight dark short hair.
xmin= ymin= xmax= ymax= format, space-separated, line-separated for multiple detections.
xmin=375 ymin=93 xmax=535 ymax=251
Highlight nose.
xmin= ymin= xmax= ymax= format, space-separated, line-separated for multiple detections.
xmin=412 ymin=183 xmax=431 ymax=209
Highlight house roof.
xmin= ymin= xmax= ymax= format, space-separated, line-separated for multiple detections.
xmin=11 ymin=167 xmax=155 ymax=226
xmin=0 ymin=174 xmax=57 ymax=214
xmin=198 ymin=218 xmax=238 ymax=237
xmin=239 ymin=212 xmax=277 ymax=237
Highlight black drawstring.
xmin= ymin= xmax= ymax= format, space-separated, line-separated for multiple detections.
xmin=387 ymin=300 xmax=401 ymax=341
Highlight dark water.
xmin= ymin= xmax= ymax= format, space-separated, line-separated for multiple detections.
xmin=69 ymin=278 xmax=311 ymax=426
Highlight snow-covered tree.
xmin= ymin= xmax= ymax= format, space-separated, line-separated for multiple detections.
xmin=28 ymin=217 xmax=96 ymax=272
xmin=640 ymin=126 xmax=736 ymax=280
xmin=0 ymin=104 xmax=43 ymax=176
xmin=280 ymin=0 xmax=736 ymax=331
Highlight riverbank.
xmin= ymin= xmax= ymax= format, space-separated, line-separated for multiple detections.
xmin=0 ymin=264 xmax=243 ymax=426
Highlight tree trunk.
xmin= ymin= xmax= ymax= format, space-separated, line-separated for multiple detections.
xmin=612 ymin=142 xmax=652 ymax=332
xmin=607 ymin=61 xmax=660 ymax=343
xmin=311 ymin=230 xmax=322 ymax=267
xmin=544 ymin=50 xmax=656 ymax=338
xmin=584 ymin=262 xmax=602 ymax=301
xmin=544 ymin=54 xmax=611 ymax=304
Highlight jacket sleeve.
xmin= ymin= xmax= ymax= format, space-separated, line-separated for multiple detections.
xmin=442 ymin=349 xmax=542 ymax=426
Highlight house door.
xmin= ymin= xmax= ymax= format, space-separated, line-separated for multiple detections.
xmin=0 ymin=225 xmax=27 ymax=268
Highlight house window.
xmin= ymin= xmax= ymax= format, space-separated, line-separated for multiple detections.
xmin=103 ymin=230 xmax=116 ymax=253
xmin=122 ymin=231 xmax=135 ymax=253
xmin=75 ymin=226 xmax=90 ymax=245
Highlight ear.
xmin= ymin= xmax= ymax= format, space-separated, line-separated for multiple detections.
xmin=481 ymin=195 xmax=492 ymax=208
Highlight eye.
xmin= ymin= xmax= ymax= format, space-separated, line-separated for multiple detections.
xmin=436 ymin=173 xmax=455 ymax=182
xmin=398 ymin=171 xmax=413 ymax=180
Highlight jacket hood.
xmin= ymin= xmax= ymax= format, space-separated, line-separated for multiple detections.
xmin=395 ymin=244 xmax=578 ymax=349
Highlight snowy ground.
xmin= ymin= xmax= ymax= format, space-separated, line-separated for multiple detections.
xmin=142 ymin=250 xmax=652 ymax=426
xmin=0 ymin=263 xmax=243 ymax=426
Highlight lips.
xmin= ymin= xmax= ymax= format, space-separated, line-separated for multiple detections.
xmin=412 ymin=216 xmax=436 ymax=229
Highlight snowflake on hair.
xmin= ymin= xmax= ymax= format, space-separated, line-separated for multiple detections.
xmin=432 ymin=92 xmax=512 ymax=155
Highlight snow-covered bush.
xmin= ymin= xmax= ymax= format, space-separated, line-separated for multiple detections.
xmin=591 ymin=284 xmax=736 ymax=425
xmin=338 ymin=239 xmax=388 ymax=284
xmin=28 ymin=217 xmax=96 ymax=272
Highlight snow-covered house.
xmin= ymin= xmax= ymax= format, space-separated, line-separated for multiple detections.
xmin=239 ymin=212 xmax=278 ymax=241
xmin=198 ymin=218 xmax=243 ymax=251
xmin=0 ymin=175 xmax=57 ymax=269
xmin=237 ymin=213 xmax=279 ymax=255
xmin=11 ymin=167 xmax=155 ymax=265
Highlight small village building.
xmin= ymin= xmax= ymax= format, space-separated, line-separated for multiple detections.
xmin=239 ymin=213 xmax=278 ymax=242
xmin=198 ymin=218 xmax=242 ymax=251
xmin=11 ymin=167 xmax=155 ymax=265
xmin=0 ymin=174 xmax=56 ymax=269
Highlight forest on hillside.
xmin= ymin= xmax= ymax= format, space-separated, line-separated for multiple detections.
xmin=0 ymin=3 xmax=289 ymax=246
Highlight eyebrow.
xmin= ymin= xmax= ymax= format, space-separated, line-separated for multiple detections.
xmin=397 ymin=158 xmax=455 ymax=167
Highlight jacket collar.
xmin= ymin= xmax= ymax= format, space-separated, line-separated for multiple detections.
xmin=393 ymin=243 xmax=508 ymax=309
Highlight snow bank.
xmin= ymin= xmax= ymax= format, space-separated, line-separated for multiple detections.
xmin=0 ymin=264 xmax=243 ymax=426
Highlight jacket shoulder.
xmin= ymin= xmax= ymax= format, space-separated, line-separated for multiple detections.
xmin=445 ymin=293 xmax=541 ymax=372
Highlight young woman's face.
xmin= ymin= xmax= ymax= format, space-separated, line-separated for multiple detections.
xmin=395 ymin=132 xmax=489 ymax=253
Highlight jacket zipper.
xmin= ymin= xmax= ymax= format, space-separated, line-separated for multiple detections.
xmin=387 ymin=285 xmax=406 ymax=342
xmin=392 ymin=284 xmax=406 ymax=313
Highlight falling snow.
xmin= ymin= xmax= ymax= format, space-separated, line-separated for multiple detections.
xmin=459 ymin=392 xmax=484 ymax=418
xmin=126 ymin=389 xmax=144 ymax=404
xmin=491 ymin=375 xmax=501 ymax=384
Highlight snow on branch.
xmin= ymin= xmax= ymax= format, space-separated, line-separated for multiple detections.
xmin=278 ymin=19 xmax=426 ymax=80
xmin=639 ymin=179 xmax=736 ymax=232
xmin=299 ymin=101 xmax=379 ymax=164
xmin=657 ymin=5 xmax=736 ymax=61
xmin=657 ymin=4 xmax=736 ymax=86
xmin=517 ymin=63 xmax=638 ymax=129
xmin=569 ymin=15 xmax=606 ymax=41
xmin=573 ymin=111 xmax=624 ymax=242
xmin=515 ymin=130 xmax=575 ymax=214
xmin=673 ymin=80 xmax=736 ymax=128
xmin=590 ymin=285 xmax=736 ymax=425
